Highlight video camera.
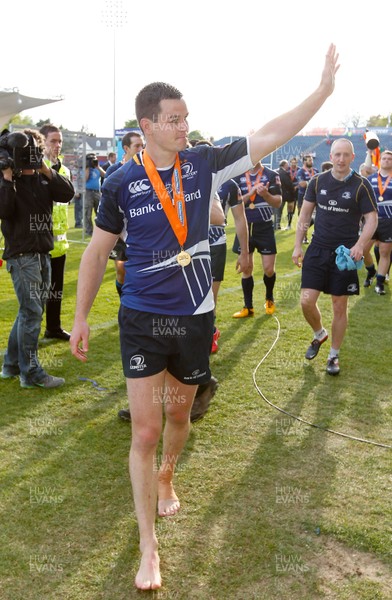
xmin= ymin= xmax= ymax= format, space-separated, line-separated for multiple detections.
xmin=86 ymin=153 xmax=99 ymax=169
xmin=364 ymin=130 xmax=380 ymax=150
xmin=0 ymin=128 xmax=43 ymax=174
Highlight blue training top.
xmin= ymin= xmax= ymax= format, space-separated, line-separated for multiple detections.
xmin=304 ymin=170 xmax=377 ymax=248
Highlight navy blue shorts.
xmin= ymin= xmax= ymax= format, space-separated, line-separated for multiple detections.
xmin=109 ymin=238 xmax=127 ymax=261
xmin=210 ymin=243 xmax=227 ymax=281
xmin=233 ymin=221 xmax=277 ymax=255
xmin=119 ymin=306 xmax=213 ymax=384
xmin=372 ymin=219 xmax=392 ymax=244
xmin=301 ymin=244 xmax=360 ymax=296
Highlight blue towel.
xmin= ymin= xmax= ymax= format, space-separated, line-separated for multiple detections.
xmin=335 ymin=245 xmax=364 ymax=271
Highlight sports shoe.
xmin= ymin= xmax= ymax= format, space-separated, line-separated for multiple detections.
xmin=326 ymin=356 xmax=340 ymax=375
xmin=284 ymin=226 xmax=292 ymax=231
xmin=232 ymin=307 xmax=254 ymax=318
xmin=44 ymin=329 xmax=71 ymax=341
xmin=305 ymin=332 xmax=328 ymax=360
xmin=211 ymin=327 xmax=221 ymax=354
xmin=20 ymin=375 xmax=65 ymax=389
xmin=264 ymin=300 xmax=275 ymax=315
xmin=303 ymin=237 xmax=309 ymax=244
xmin=363 ymin=276 xmax=374 ymax=288
xmin=118 ymin=408 xmax=131 ymax=421
xmin=375 ymin=284 xmax=386 ymax=295
xmin=190 ymin=376 xmax=219 ymax=423
xmin=0 ymin=370 xmax=20 ymax=380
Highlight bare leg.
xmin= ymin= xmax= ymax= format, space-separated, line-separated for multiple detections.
xmin=261 ymin=253 xmax=276 ymax=278
xmin=363 ymin=239 xmax=374 ymax=267
xmin=331 ymin=295 xmax=349 ymax=350
xmin=127 ymin=373 xmax=165 ymax=590
xmin=212 ymin=280 xmax=221 ymax=315
xmin=115 ymin=260 xmax=125 ymax=284
xmin=158 ymin=372 xmax=197 ymax=517
xmin=378 ymin=241 xmax=392 ymax=276
xmin=300 ymin=288 xmax=323 ymax=331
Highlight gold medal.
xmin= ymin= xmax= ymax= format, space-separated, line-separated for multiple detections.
xmin=177 ymin=250 xmax=191 ymax=267
xmin=249 ymin=202 xmax=255 ymax=209
xmin=379 ymin=195 xmax=384 ymax=202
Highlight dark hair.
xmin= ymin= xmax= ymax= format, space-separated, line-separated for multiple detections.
xmin=25 ymin=128 xmax=45 ymax=153
xmin=321 ymin=160 xmax=333 ymax=172
xmin=122 ymin=131 xmax=142 ymax=149
xmin=39 ymin=124 xmax=60 ymax=138
xmin=135 ymin=82 xmax=183 ymax=127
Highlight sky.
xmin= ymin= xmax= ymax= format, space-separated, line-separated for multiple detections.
xmin=3 ymin=0 xmax=391 ymax=141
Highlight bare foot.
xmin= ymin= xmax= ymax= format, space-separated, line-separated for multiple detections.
xmin=158 ymin=481 xmax=180 ymax=517
xmin=134 ymin=548 xmax=161 ymax=590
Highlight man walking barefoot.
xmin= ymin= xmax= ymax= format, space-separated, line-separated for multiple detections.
xmin=71 ymin=44 xmax=339 ymax=590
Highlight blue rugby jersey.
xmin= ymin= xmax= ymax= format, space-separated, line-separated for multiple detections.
xmin=235 ymin=166 xmax=281 ymax=224
xmin=96 ymin=139 xmax=252 ymax=315
xmin=218 ymin=178 xmax=242 ymax=215
xmin=368 ymin=172 xmax=392 ymax=219
xmin=297 ymin=166 xmax=318 ymax=201
xmin=304 ymin=170 xmax=377 ymax=249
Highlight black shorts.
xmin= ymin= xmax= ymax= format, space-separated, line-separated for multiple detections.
xmin=372 ymin=219 xmax=392 ymax=244
xmin=119 ymin=305 xmax=214 ymax=384
xmin=210 ymin=243 xmax=227 ymax=282
xmin=301 ymin=244 xmax=359 ymax=296
xmin=109 ymin=238 xmax=127 ymax=261
xmin=232 ymin=221 xmax=277 ymax=255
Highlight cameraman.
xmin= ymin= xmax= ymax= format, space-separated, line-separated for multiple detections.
xmin=0 ymin=128 xmax=74 ymax=389
xmin=84 ymin=154 xmax=105 ymax=237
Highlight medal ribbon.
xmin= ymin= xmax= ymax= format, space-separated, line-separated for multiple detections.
xmin=143 ymin=150 xmax=187 ymax=248
xmin=289 ymin=167 xmax=298 ymax=181
xmin=377 ymin=172 xmax=391 ymax=199
xmin=305 ymin=167 xmax=315 ymax=178
xmin=245 ymin=167 xmax=264 ymax=202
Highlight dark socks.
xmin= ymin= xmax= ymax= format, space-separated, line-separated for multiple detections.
xmin=263 ymin=272 xmax=276 ymax=301
xmin=366 ymin=264 xmax=376 ymax=278
xmin=242 ymin=276 xmax=254 ymax=308
xmin=287 ymin=211 xmax=293 ymax=226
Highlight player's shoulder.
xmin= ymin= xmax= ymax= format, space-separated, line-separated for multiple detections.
xmin=219 ymin=177 xmax=239 ymax=193
xmin=262 ymin=164 xmax=277 ymax=177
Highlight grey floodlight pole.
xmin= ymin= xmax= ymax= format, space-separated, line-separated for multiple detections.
xmin=103 ymin=0 xmax=128 ymax=153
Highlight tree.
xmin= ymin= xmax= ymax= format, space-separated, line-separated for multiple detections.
xmin=6 ymin=114 xmax=34 ymax=129
xmin=124 ymin=119 xmax=139 ymax=128
xmin=36 ymin=118 xmax=51 ymax=129
xmin=188 ymin=130 xmax=203 ymax=141
xmin=367 ymin=115 xmax=389 ymax=127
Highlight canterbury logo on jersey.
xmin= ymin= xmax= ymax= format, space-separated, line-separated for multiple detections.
xmin=128 ymin=179 xmax=151 ymax=194
xmin=181 ymin=162 xmax=197 ymax=179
